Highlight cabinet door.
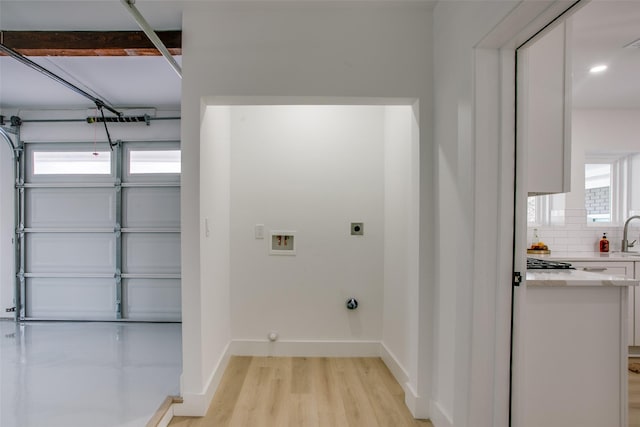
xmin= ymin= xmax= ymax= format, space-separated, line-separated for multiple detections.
xmin=569 ymin=261 xmax=634 ymax=346
xmin=520 ymin=20 xmax=572 ymax=196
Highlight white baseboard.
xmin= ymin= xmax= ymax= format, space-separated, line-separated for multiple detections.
xmin=430 ymin=400 xmax=454 ymax=427
xmin=172 ymin=342 xmax=231 ymax=417
xmin=380 ymin=342 xmax=410 ymax=388
xmin=230 ymin=339 xmax=381 ymax=357
xmin=156 ymin=405 xmax=174 ymax=427
xmin=380 ymin=343 xmax=429 ymax=419
xmin=404 ymin=382 xmax=431 ymax=420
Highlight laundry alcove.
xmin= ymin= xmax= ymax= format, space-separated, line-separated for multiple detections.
xmin=199 ymin=100 xmax=420 ymax=361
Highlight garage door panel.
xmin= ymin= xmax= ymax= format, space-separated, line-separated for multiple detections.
xmin=26 ymin=278 xmax=115 ymax=319
xmin=124 ymin=279 xmax=181 ymax=321
xmin=26 ymin=233 xmax=115 ymax=273
xmin=22 ymin=140 xmax=181 ymax=321
xmin=26 ymin=188 xmax=115 ymax=228
xmin=122 ymin=187 xmax=180 ymax=228
xmin=123 ymin=234 xmax=180 ymax=274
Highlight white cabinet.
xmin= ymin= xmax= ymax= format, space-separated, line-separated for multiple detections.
xmin=520 ymin=20 xmax=572 ymax=195
xmin=524 ymin=284 xmax=629 ymax=427
xmin=566 ymin=260 xmax=635 ymax=346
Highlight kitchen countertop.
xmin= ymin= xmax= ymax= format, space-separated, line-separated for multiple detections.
xmin=528 ymin=251 xmax=640 ymax=261
xmin=526 ymin=251 xmax=640 ymax=286
xmin=526 ymin=269 xmax=639 ymax=287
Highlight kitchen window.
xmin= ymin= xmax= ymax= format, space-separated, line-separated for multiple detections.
xmin=585 ymin=162 xmax=613 ymax=223
xmin=584 ymin=154 xmax=629 ymax=225
xmin=528 ymin=193 xmax=565 ymax=226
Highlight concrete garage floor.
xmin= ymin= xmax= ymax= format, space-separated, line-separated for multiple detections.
xmin=0 ymin=320 xmax=181 ymax=427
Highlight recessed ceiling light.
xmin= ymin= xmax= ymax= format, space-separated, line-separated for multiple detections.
xmin=589 ymin=64 xmax=608 ymax=74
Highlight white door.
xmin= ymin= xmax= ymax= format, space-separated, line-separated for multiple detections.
xmin=22 ymin=140 xmax=181 ymax=321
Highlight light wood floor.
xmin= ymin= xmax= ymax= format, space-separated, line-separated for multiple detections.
xmin=170 ymin=356 xmax=432 ymax=427
xmin=631 ymin=358 xmax=640 ymax=427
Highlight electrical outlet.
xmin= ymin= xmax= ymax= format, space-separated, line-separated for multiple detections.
xmin=351 ymin=222 xmax=364 ymax=236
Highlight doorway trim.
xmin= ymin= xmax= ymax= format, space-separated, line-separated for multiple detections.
xmin=470 ymin=1 xmax=585 ymax=426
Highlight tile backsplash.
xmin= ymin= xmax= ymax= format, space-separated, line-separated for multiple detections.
xmin=528 ymin=209 xmax=640 ymax=253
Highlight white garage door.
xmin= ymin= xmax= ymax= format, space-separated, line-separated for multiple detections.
xmin=21 ymin=140 xmax=181 ymax=321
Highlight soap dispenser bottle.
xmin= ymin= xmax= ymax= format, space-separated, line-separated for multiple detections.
xmin=600 ymin=233 xmax=610 ymax=253
xmin=531 ymin=228 xmax=539 ymax=248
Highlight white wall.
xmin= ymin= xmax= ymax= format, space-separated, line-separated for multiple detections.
xmin=572 ymin=109 xmax=640 ymax=209
xmin=433 ymin=2 xmax=522 ymax=426
xmin=229 ymin=105 xmax=384 ymax=342
xmin=181 ymin=1 xmax=434 ymax=416
xmin=382 ymin=105 xmax=420 ymax=402
xmin=632 ymin=155 xmax=640 ymax=215
xmin=179 ymin=105 xmax=232 ymax=415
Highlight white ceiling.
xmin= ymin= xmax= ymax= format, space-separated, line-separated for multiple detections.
xmin=571 ymin=1 xmax=640 ymax=109
xmin=0 ymin=0 xmax=638 ymax=112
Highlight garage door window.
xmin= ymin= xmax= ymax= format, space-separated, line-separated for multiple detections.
xmin=129 ymin=150 xmax=181 ymax=174
xmin=33 ymin=151 xmax=111 ymax=175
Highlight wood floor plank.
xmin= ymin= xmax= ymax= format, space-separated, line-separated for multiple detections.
xmin=371 ymin=357 xmax=406 ymax=397
xmin=169 ymin=356 xmax=252 ymax=427
xmin=311 ymin=357 xmax=350 ymax=427
xmin=260 ymin=357 xmax=290 ymax=427
xmin=168 ymin=356 xmax=433 ymax=427
xmin=288 ymin=393 xmax=320 ymax=427
xmin=631 ymin=358 xmax=640 ymax=427
xmin=355 ymin=357 xmax=418 ymax=427
xmin=331 ymin=358 xmax=382 ymax=427
xmin=228 ymin=360 xmax=274 ymax=427
xmin=291 ymin=356 xmax=312 ymax=394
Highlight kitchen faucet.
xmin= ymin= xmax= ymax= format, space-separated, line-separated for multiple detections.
xmin=622 ymin=215 xmax=640 ymax=252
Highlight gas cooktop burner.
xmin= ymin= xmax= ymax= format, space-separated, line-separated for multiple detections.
xmin=527 ymin=258 xmax=574 ymax=270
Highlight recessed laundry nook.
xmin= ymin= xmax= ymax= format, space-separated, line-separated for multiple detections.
xmin=203 ymin=101 xmax=418 ymax=345
xmin=181 ymin=100 xmax=422 ymax=415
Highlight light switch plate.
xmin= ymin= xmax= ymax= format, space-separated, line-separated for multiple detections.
xmin=255 ymin=224 xmax=264 ymax=239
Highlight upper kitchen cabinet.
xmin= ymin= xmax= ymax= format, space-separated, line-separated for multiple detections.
xmin=519 ymin=20 xmax=572 ymax=196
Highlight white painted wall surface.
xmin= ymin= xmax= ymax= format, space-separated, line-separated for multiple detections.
xmin=382 ymin=105 xmax=420 ymax=398
xmin=191 ymin=105 xmax=232 ymax=413
xmin=433 ymin=2 xmax=521 ymax=426
xmin=175 ymin=105 xmax=233 ymax=415
xmin=571 ymin=109 xmax=640 ymax=210
xmin=181 ymin=1 xmax=434 ymax=416
xmin=230 ymin=105 xmax=384 ymax=341
xmin=632 ymin=154 xmax=640 ymax=215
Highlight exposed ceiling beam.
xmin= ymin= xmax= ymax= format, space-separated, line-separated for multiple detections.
xmin=0 ymin=30 xmax=181 ymax=56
